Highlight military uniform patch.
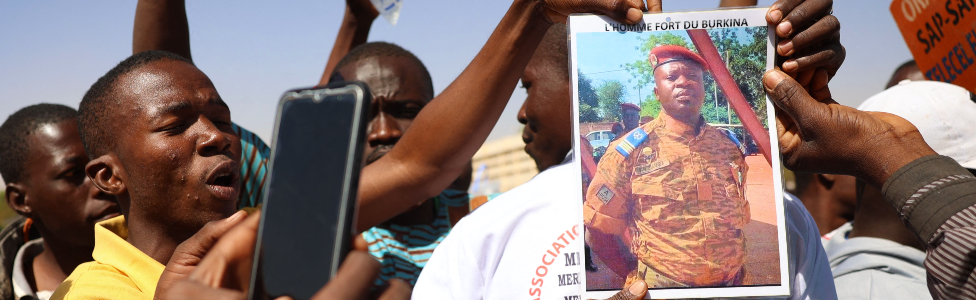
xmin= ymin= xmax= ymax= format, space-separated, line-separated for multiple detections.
xmin=615 ymin=128 xmax=648 ymax=158
xmin=597 ymin=185 xmax=615 ymax=204
xmin=635 ymin=158 xmax=670 ymax=176
xmin=641 ymin=148 xmax=655 ymax=161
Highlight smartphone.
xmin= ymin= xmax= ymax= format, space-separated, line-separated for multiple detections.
xmin=248 ymin=82 xmax=371 ymax=300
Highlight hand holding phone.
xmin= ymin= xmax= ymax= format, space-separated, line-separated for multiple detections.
xmin=248 ymin=82 xmax=372 ymax=300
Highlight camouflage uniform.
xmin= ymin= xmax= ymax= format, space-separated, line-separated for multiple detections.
xmin=583 ymin=116 xmax=749 ymax=288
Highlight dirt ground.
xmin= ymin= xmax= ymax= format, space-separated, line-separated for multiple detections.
xmin=585 ymin=154 xmax=782 ymax=290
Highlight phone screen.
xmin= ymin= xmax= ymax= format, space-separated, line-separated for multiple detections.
xmin=250 ymin=85 xmax=367 ymax=300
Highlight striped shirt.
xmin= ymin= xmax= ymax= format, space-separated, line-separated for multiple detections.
xmin=881 ymin=155 xmax=976 ymax=299
xmin=232 ymin=124 xmax=270 ymax=209
xmin=362 ymin=195 xmax=454 ymax=287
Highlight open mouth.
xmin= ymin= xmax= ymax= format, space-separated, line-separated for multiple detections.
xmin=206 ymin=161 xmax=240 ymax=201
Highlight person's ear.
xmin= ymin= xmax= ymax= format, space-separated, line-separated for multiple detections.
xmin=5 ymin=183 xmax=33 ymax=218
xmin=86 ymin=154 xmax=127 ymax=195
xmin=816 ymin=174 xmax=836 ymax=189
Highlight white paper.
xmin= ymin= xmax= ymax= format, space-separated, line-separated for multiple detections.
xmin=370 ymin=0 xmax=402 ymax=25
xmin=569 ymin=7 xmax=790 ymax=299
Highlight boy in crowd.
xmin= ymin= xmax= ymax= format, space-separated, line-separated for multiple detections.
xmin=132 ymin=0 xmax=270 ymax=210
xmin=51 ymin=51 xmax=252 ymax=299
xmin=0 ymin=104 xmax=119 ymax=300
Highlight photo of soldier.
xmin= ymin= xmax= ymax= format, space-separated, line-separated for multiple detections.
xmin=576 ymin=25 xmax=780 ymax=292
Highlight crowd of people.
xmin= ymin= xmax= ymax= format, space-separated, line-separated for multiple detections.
xmin=2 ymin=0 xmax=976 ymax=299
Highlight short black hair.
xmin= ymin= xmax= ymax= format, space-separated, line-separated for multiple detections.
xmin=537 ymin=23 xmax=569 ymax=81
xmin=0 ymin=104 xmax=79 ymax=183
xmin=78 ymin=50 xmax=194 ymax=159
xmin=333 ymin=42 xmax=434 ymax=97
xmin=885 ymin=60 xmax=919 ymax=89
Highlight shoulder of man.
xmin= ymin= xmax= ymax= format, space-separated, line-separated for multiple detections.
xmin=463 ymin=163 xmax=577 ymax=226
xmin=51 ymin=262 xmax=148 ymax=300
xmin=609 ymin=123 xmax=661 ymax=160
xmin=417 ymin=163 xmax=582 ymax=299
xmin=700 ymin=125 xmax=743 ymax=150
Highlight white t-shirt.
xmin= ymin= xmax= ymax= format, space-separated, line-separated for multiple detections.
xmin=413 ymin=162 xmax=837 ymax=300
xmin=13 ymin=238 xmax=53 ymax=300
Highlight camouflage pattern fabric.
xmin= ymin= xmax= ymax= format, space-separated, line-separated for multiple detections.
xmin=583 ymin=116 xmax=750 ymax=287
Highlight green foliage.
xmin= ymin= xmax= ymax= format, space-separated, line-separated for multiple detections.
xmin=596 ymin=80 xmax=627 ymax=122
xmin=578 ymin=71 xmax=601 ymax=122
xmin=640 ymin=93 xmax=662 ymax=119
xmin=624 ymin=32 xmax=694 ymax=89
xmin=622 ymin=28 xmax=769 ymax=131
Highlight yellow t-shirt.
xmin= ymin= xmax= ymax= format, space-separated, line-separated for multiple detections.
xmin=51 ymin=207 xmax=260 ymax=300
xmin=50 ymin=215 xmax=163 ymax=300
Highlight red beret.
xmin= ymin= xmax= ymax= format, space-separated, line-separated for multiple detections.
xmin=620 ymin=103 xmax=640 ymax=111
xmin=648 ymin=45 xmax=708 ymax=73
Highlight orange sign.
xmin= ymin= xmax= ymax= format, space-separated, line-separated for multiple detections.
xmin=891 ymin=0 xmax=976 ymax=91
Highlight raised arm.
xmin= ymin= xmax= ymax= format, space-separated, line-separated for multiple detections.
xmin=133 ymin=0 xmax=192 ymax=60
xmin=318 ymin=0 xmax=378 ymax=85
xmin=354 ymin=0 xmax=650 ymax=231
xmin=719 ymin=0 xmax=757 ymax=7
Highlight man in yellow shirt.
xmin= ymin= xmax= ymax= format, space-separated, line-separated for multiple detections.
xmin=50 ymin=50 xmax=246 ymax=300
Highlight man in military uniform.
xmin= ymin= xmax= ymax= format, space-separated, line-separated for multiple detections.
xmin=583 ymin=45 xmax=750 ymax=288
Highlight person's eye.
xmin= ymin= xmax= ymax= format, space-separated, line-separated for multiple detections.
xmin=394 ymin=107 xmax=422 ymax=119
xmin=162 ymin=123 xmax=185 ymax=132
xmin=59 ymin=167 xmax=86 ymax=184
xmin=160 ymin=120 xmax=193 ymax=134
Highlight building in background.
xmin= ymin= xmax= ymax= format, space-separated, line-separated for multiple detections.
xmin=470 ymin=134 xmax=538 ymax=195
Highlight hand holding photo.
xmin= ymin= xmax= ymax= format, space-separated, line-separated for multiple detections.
xmin=570 ymin=7 xmax=788 ymax=299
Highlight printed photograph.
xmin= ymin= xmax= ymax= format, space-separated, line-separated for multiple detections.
xmin=573 ymin=11 xmax=785 ymax=298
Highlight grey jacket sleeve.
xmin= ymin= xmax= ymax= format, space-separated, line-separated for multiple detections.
xmin=881 ymin=155 xmax=976 ymax=299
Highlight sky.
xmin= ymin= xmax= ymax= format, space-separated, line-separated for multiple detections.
xmin=575 ymin=27 xmax=761 ymax=108
xmin=0 ymin=1 xmax=913 ymax=149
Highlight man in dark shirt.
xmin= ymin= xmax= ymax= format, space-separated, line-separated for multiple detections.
xmin=0 ymin=104 xmax=119 ymax=300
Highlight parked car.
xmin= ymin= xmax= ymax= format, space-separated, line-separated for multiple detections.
xmin=585 ymin=130 xmax=616 ymax=160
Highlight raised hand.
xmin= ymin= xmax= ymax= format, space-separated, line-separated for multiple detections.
xmin=762 ymin=69 xmax=936 ymax=188
xmin=348 ymin=0 xmax=379 ymax=22
xmin=767 ymin=0 xmax=845 ymax=78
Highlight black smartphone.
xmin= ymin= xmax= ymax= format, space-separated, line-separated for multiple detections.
xmin=248 ymin=81 xmax=371 ymax=300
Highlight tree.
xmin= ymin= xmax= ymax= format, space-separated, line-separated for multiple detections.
xmin=596 ymin=80 xmax=626 ymax=122
xmin=624 ymin=32 xmax=694 ymax=90
xmin=578 ymin=70 xmax=601 ymax=122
